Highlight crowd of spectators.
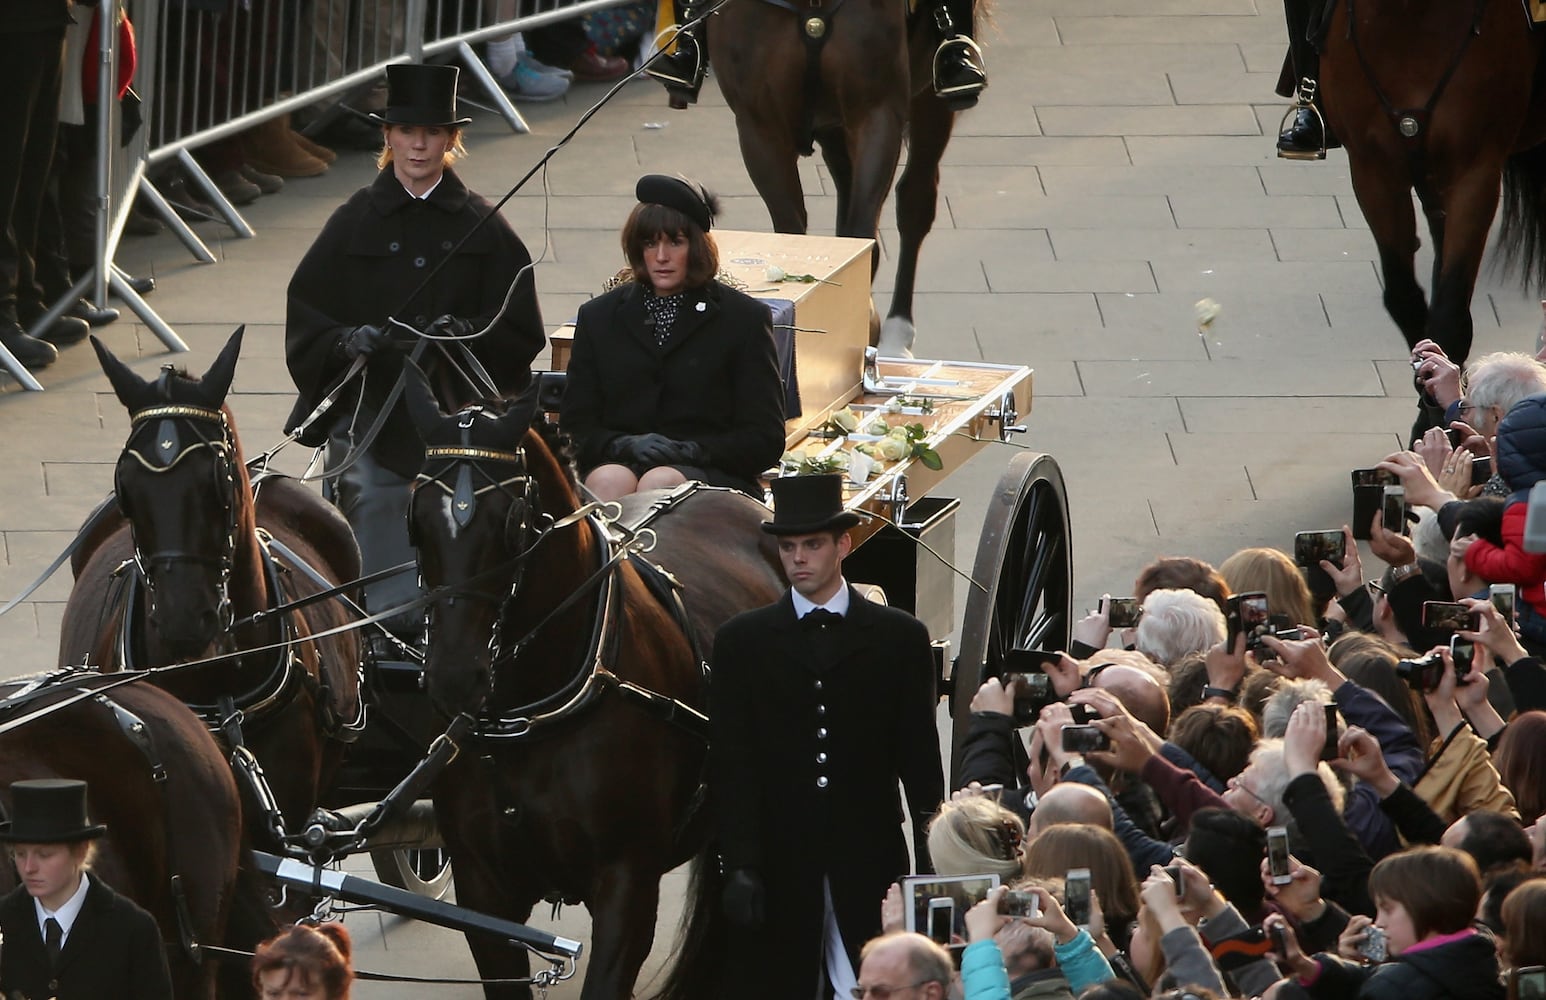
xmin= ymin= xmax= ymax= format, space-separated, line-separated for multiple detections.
xmin=853 ymin=343 xmax=1546 ymax=1000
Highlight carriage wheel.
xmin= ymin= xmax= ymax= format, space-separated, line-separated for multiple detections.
xmin=949 ymin=452 xmax=1073 ymax=786
xmin=370 ymin=847 xmax=454 ymax=900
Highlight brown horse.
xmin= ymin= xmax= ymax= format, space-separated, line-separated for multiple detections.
xmin=0 ymin=678 xmax=260 ymax=999
xmin=1319 ymin=0 xmax=1546 ymax=364
xmin=399 ymin=372 xmax=785 ymax=999
xmin=58 ymin=328 xmax=363 ymax=852
xmin=708 ymin=0 xmax=984 ymax=355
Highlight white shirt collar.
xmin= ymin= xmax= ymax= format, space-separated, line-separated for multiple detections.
xmin=35 ymin=871 xmax=90 ymax=942
xmin=402 ymin=174 xmax=444 ymax=200
xmin=791 ymin=578 xmax=850 ymax=619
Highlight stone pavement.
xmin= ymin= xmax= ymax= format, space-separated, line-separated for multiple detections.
xmin=0 ymin=0 xmax=1537 ymax=994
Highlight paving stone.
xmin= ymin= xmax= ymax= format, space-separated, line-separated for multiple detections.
xmin=1047 ymin=227 xmax=1276 ymax=263
xmin=1180 ymin=396 xmax=1424 ymax=432
xmin=1266 ymin=228 xmax=1379 ymax=263
xmin=1078 ymin=358 xmax=1385 ymax=397
xmin=1056 ymin=18 xmax=1280 ymax=47
xmin=1168 ymin=68 xmax=1285 ymax=106
xmin=948 ymin=193 xmax=1176 ymax=230
xmin=1126 ymin=135 xmax=1285 ymax=166
xmin=1151 ymin=259 xmax=1381 ymax=299
xmin=1170 ymin=192 xmax=1345 ymax=229
xmin=942 ymin=136 xmax=1130 ymax=166
xmin=983 ymin=258 xmax=1157 ymax=295
xmin=1039 ymin=164 xmax=1265 ymax=199
xmin=1258 ymin=162 xmax=1358 ymax=197
xmin=1038 ymin=105 xmax=1263 ymax=137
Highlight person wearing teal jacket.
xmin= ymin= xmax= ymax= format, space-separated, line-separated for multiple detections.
xmin=962 ymin=886 xmax=1116 ymax=1000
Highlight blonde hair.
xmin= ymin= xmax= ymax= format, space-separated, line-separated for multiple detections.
xmin=375 ymin=124 xmax=467 ymax=170
xmin=1219 ymin=547 xmax=1317 ymax=629
xmin=925 ymin=796 xmax=1024 ymax=880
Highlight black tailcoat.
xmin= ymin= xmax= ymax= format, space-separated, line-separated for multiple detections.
xmin=709 ymin=588 xmax=944 ymax=998
xmin=0 ymin=872 xmax=173 ymax=1000
xmin=284 ymin=166 xmax=546 ymax=478
xmin=558 ymin=279 xmax=785 ymax=493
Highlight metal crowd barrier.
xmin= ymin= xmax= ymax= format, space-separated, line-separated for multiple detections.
xmin=2 ymin=0 xmax=634 ymax=390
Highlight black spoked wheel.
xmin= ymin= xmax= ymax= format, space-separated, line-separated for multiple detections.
xmin=370 ymin=847 xmax=454 ymax=900
xmin=949 ymin=452 xmax=1073 ymax=785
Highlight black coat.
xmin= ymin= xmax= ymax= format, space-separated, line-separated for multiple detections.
xmin=284 ymin=166 xmax=546 ymax=478
xmin=709 ymin=589 xmax=944 ymax=998
xmin=559 ymin=279 xmax=785 ymax=492
xmin=0 ymin=872 xmax=173 ymax=1000
xmin=1307 ymin=930 xmax=1503 ymax=1000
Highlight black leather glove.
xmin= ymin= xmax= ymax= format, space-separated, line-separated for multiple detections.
xmin=338 ymin=324 xmax=390 ymax=360
xmin=667 ymin=440 xmax=708 ymax=466
xmin=427 ymin=314 xmax=476 ymax=338
xmin=721 ymin=868 xmax=764 ymax=927
xmin=608 ymin=432 xmax=677 ymax=466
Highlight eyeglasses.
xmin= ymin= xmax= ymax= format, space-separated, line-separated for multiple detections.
xmin=1366 ymin=580 xmax=1386 ymax=597
xmin=1457 ymin=401 xmax=1476 ymax=415
xmin=851 ymin=982 xmax=930 ymax=999
xmin=1229 ymin=775 xmax=1273 ymax=811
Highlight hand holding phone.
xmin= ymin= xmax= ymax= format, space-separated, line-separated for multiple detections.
xmin=1064 ymin=868 xmax=1092 ymax=927
xmin=1422 ymin=601 xmax=1481 ymax=632
xmin=1102 ymin=597 xmax=1143 ymax=629
xmin=1267 ymin=826 xmax=1293 ymax=886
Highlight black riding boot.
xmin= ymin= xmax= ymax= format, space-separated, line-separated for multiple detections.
xmin=932 ymin=0 xmax=986 ymax=111
xmin=1277 ymin=0 xmax=1338 ymax=159
xmin=645 ymin=1 xmax=706 ymax=109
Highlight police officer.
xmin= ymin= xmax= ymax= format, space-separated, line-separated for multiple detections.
xmin=647 ymin=0 xmax=986 ymax=110
xmin=1277 ymin=0 xmax=1335 ymax=159
xmin=709 ymin=474 xmax=944 ymax=999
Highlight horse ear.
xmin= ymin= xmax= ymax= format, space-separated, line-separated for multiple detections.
xmin=499 ymin=375 xmax=542 ymax=435
xmin=198 ymin=326 xmax=245 ymax=404
xmin=403 ymin=360 xmax=444 ymax=439
xmin=91 ymin=335 xmax=150 ymax=409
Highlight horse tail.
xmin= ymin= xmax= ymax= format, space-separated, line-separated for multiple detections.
xmin=1498 ymin=142 xmax=1546 ymax=294
xmin=645 ymin=833 xmax=726 ymax=1000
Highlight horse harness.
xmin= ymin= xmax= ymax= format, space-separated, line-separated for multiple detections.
xmin=1344 ymin=0 xmax=1487 ymax=198
xmin=754 ymin=0 xmax=853 ymax=155
xmin=111 ymin=395 xmax=364 ymax=845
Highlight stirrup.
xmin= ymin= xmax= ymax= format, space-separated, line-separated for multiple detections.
xmin=932 ymin=35 xmax=986 ymax=104
xmin=1277 ymin=77 xmax=1327 ymax=161
xmin=645 ymin=25 xmax=705 ymax=101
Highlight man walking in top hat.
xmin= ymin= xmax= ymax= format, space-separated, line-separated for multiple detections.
xmin=710 ymin=474 xmax=945 ymax=1000
xmin=0 ymin=779 xmax=173 ymax=999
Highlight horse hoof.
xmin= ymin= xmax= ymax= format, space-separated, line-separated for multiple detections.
xmin=878 ymin=317 xmax=917 ymax=359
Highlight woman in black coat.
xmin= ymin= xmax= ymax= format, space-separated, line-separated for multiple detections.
xmin=0 ymin=780 xmax=173 ymax=1000
xmin=560 ymin=174 xmax=785 ymax=500
xmin=282 ymin=63 xmax=545 ymax=649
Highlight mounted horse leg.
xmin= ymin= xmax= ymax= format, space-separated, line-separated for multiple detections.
xmin=839 ymin=108 xmax=906 ymax=349
xmin=1346 ymin=155 xmax=1428 ymax=350
xmin=736 ymin=123 xmax=809 ymax=234
xmin=1424 ymin=164 xmax=1505 ymax=366
xmin=579 ymin=860 xmax=663 ymax=999
xmin=818 ymin=128 xmax=855 ymax=239
xmin=881 ymin=91 xmax=955 ymax=356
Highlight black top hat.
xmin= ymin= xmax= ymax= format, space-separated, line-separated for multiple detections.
xmin=635 ymin=174 xmax=716 ymax=233
xmin=763 ymin=474 xmax=861 ymax=535
xmin=370 ymin=64 xmax=472 ymax=128
xmin=0 ymin=780 xmax=107 ymax=844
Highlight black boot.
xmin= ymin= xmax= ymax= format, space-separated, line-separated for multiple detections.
xmin=932 ymin=5 xmax=986 ymax=110
xmin=0 ymin=320 xmax=58 ymax=370
xmin=1278 ymin=104 xmax=1325 ymax=160
xmin=645 ymin=19 xmax=706 ymax=109
xmin=19 ymin=306 xmax=89 ymax=346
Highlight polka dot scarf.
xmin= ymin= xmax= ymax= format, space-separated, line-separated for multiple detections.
xmin=643 ymin=290 xmax=685 ymax=347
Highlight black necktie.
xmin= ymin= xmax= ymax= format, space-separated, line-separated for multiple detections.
xmin=44 ymin=917 xmax=62 ymax=965
xmin=801 ymin=608 xmax=842 ymax=629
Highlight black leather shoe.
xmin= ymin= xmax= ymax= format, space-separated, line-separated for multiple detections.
xmin=933 ymin=37 xmax=986 ymax=110
xmin=0 ymin=322 xmax=58 ymax=369
xmin=1278 ymin=107 xmax=1326 ymax=160
xmin=645 ymin=34 xmax=705 ymax=108
xmin=121 ymin=273 xmax=156 ymax=297
xmin=27 ymin=313 xmax=90 ymax=346
xmin=70 ymin=299 xmax=120 ymax=327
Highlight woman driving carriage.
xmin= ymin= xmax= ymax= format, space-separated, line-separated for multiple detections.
xmin=559 ymin=174 xmax=786 ymax=502
xmin=282 ymin=63 xmax=546 ymax=657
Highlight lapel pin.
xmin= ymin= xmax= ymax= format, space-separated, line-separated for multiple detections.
xmin=695 ymin=302 xmax=706 ymax=312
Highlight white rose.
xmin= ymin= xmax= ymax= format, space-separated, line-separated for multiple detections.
xmin=861 ymin=416 xmax=889 ymax=436
xmin=848 ymin=449 xmax=876 ymax=484
xmin=765 ymin=265 xmax=788 ymax=282
xmin=830 ymin=407 xmax=859 ymax=433
xmin=883 ymin=396 xmax=904 ymax=414
xmin=877 ymin=435 xmax=909 ymax=462
xmin=1194 ymin=297 xmax=1222 ymax=329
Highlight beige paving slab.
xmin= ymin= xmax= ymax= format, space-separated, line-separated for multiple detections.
xmin=1037 ymin=105 xmax=1263 ymax=137
xmin=1169 ymin=433 xmax=1407 ymax=470
xmin=1170 ymin=192 xmax=1345 ymax=229
xmin=1168 ymin=68 xmax=1286 ymax=106
xmin=1017 ymin=67 xmax=1174 ymax=107
xmin=1258 ymin=162 xmax=1358 ymax=197
xmin=1095 ymin=288 xmax=1330 ymax=335
xmin=1078 ymin=358 xmax=1385 ymax=396
xmin=1126 ymin=135 xmax=1287 ymax=166
xmin=947 ymin=193 xmax=1176 ymax=230
xmin=935 ymin=165 xmax=1045 ymax=198
xmin=982 ymin=258 xmax=1158 ymax=295
xmin=1039 ymin=164 xmax=1265 ymax=199
xmin=1241 ymin=41 xmax=1289 ymax=75
xmin=1179 ymin=396 xmax=1424 ymax=432
xmin=1320 ymin=290 xmax=1497 ymax=339
xmin=942 ymin=135 xmax=1131 ymax=166
xmin=1054 ymin=16 xmax=1283 ymax=46
xmin=1047 ymin=227 xmax=1276 ymax=263
xmin=1151 ymin=259 xmax=1381 ymax=298
xmin=1267 ymin=228 xmax=1379 ymax=263
xmin=1147 ymin=496 xmax=1355 ymax=565
xmin=911 ymin=291 xmax=1103 ymax=352
xmin=980 ymin=322 xmax=1211 ymax=364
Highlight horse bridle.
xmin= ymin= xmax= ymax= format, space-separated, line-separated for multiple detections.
xmin=116 ymin=389 xmax=239 ymax=632
xmin=408 ymin=409 xmax=545 ymax=669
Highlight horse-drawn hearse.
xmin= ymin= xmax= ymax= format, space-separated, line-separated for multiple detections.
xmin=0 ymin=229 xmax=1070 ymax=999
